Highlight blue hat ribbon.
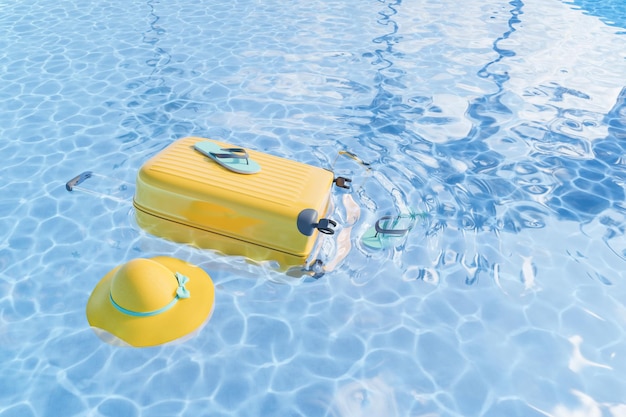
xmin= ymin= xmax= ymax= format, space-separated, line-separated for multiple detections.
xmin=110 ymin=272 xmax=191 ymax=317
xmin=175 ymin=272 xmax=190 ymax=299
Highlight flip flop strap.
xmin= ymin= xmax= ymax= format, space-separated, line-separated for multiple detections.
xmin=374 ymin=215 xmax=410 ymax=236
xmin=210 ymin=148 xmax=250 ymax=164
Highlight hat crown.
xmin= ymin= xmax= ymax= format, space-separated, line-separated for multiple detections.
xmin=110 ymin=258 xmax=177 ymax=313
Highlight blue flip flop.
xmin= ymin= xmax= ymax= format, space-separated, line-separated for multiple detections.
xmin=361 ymin=215 xmax=413 ymax=250
xmin=194 ymin=141 xmax=261 ymax=174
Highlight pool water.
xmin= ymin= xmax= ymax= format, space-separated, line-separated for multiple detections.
xmin=2 ymin=0 xmax=626 ymax=415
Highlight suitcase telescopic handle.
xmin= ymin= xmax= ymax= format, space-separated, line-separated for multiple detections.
xmin=66 ymin=171 xmax=93 ymax=191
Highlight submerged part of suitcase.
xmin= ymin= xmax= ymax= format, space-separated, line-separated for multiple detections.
xmin=133 ymin=137 xmax=339 ymax=272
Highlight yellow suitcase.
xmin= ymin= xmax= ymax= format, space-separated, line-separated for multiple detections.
xmin=133 ymin=137 xmax=345 ymax=273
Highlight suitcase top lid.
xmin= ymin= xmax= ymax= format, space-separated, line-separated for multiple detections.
xmin=134 ymin=137 xmax=335 ymax=257
xmin=139 ymin=137 xmax=333 ymax=207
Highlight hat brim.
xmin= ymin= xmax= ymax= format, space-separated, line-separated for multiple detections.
xmin=86 ymin=256 xmax=215 ymax=347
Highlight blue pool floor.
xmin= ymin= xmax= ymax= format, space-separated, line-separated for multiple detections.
xmin=2 ymin=0 xmax=626 ymax=415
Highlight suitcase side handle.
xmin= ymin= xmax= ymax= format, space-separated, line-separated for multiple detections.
xmin=297 ymin=209 xmax=337 ymax=236
xmin=313 ymin=218 xmax=337 ymax=235
xmin=334 ymin=176 xmax=352 ymax=189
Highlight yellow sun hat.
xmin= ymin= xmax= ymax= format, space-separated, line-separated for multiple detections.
xmin=86 ymin=256 xmax=215 ymax=347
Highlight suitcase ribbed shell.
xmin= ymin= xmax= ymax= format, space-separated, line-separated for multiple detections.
xmin=133 ymin=137 xmax=334 ymax=268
